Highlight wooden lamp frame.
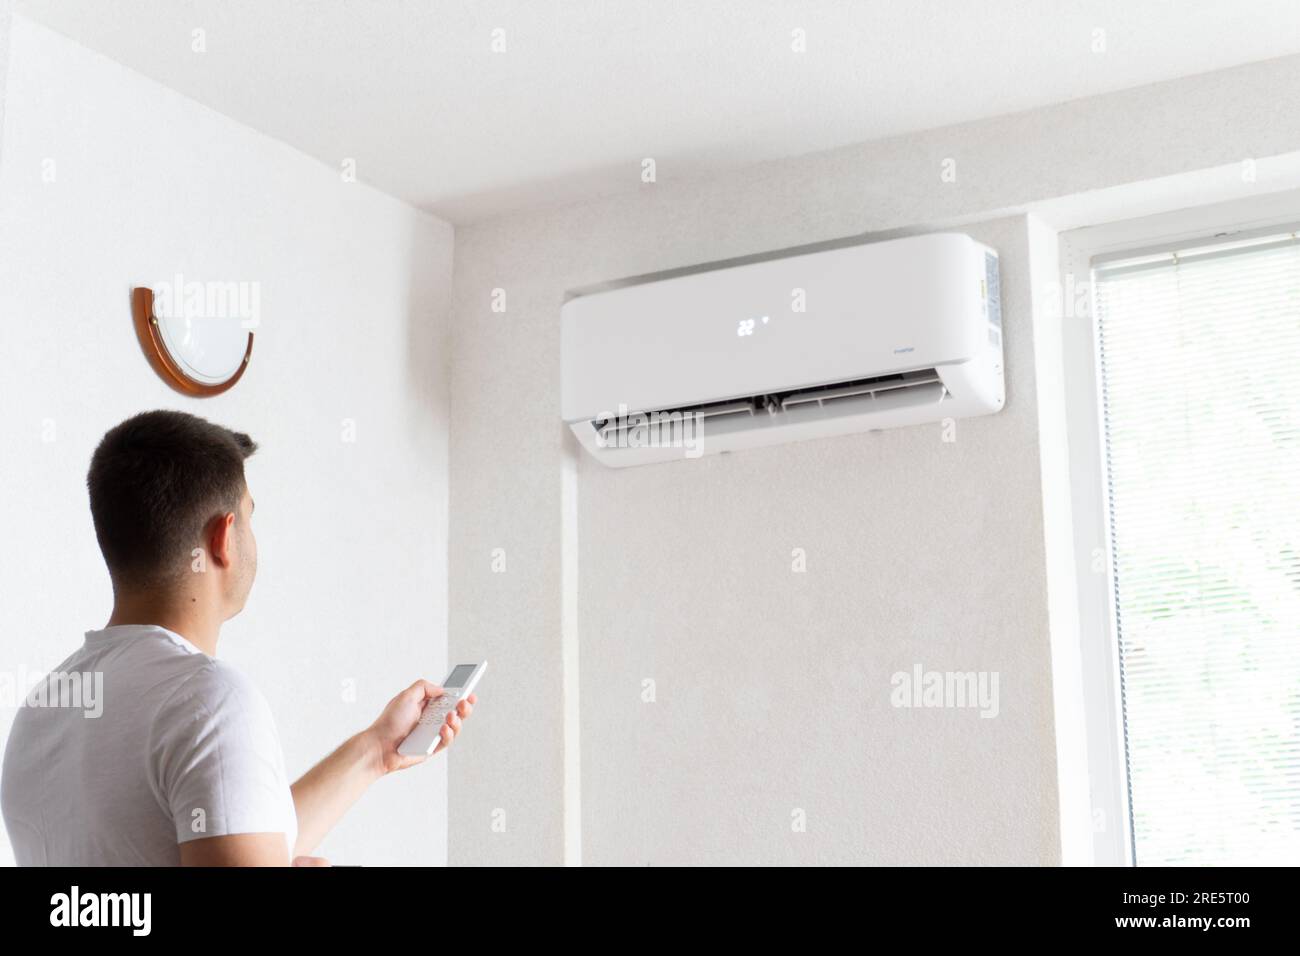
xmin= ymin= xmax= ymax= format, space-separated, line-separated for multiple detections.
xmin=132 ymin=286 xmax=253 ymax=397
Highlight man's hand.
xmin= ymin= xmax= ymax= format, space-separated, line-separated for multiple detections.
xmin=364 ymin=679 xmax=478 ymax=775
xmin=290 ymin=678 xmax=478 ymax=858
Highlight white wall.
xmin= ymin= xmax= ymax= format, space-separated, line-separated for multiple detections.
xmin=447 ymin=54 xmax=1300 ymax=865
xmin=0 ymin=17 xmax=454 ymax=866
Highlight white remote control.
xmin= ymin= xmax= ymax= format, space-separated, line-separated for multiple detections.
xmin=397 ymin=662 xmax=487 ymax=757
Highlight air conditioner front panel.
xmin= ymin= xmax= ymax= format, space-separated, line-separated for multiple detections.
xmin=561 ymin=232 xmax=986 ymax=423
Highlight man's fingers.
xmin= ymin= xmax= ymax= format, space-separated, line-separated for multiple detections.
xmin=456 ymin=698 xmax=474 ymax=719
xmin=402 ymin=679 xmax=442 ymax=704
xmin=432 ymin=723 xmax=454 ymax=755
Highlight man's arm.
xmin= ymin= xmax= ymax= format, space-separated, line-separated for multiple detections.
xmin=289 ymin=679 xmax=476 ymax=858
xmin=177 ymin=835 xmax=330 ymax=866
xmin=179 ymin=832 xmax=291 ymax=866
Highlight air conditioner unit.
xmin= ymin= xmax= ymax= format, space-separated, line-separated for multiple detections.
xmin=561 ymin=232 xmax=1004 ymax=467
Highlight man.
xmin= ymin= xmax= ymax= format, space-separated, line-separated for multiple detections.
xmin=0 ymin=410 xmax=472 ymax=865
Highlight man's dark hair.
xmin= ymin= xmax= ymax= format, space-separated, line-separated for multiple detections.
xmin=87 ymin=410 xmax=257 ymax=586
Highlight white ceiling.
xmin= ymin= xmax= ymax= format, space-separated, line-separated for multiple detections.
xmin=17 ymin=0 xmax=1300 ymax=223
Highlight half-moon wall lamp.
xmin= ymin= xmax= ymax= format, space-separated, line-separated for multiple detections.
xmin=132 ymin=287 xmax=254 ymax=397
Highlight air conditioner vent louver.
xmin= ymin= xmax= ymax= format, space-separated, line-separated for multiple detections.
xmin=591 ymin=367 xmax=945 ymax=443
xmin=778 ymin=368 xmax=943 ymax=410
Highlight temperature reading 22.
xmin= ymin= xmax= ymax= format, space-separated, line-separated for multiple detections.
xmin=737 ymin=315 xmax=770 ymax=337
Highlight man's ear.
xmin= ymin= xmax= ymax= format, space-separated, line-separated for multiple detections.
xmin=208 ymin=512 xmax=237 ymax=569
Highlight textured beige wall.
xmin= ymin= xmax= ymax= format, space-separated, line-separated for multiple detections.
xmin=576 ymin=217 xmax=1057 ymax=865
xmin=0 ymin=0 xmax=10 ymax=163
xmin=447 ymin=208 xmax=1056 ymax=865
xmin=447 ymin=56 xmax=1300 ymax=866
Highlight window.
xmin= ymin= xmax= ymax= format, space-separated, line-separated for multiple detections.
xmin=1092 ymin=230 xmax=1300 ymax=865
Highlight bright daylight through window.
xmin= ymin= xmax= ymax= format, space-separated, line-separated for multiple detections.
xmin=1093 ymin=230 xmax=1300 ymax=865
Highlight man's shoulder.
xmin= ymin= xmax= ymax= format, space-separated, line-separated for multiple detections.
xmin=89 ymin=628 xmax=265 ymax=712
xmin=156 ymin=657 xmax=270 ymax=718
xmin=146 ymin=658 xmax=279 ymax=764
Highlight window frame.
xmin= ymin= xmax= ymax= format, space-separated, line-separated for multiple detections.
xmin=1058 ymin=191 xmax=1300 ymax=866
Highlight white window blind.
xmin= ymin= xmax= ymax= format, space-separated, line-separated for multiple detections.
xmin=1093 ymin=230 xmax=1300 ymax=866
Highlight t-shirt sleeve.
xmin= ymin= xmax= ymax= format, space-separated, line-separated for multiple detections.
xmin=150 ymin=661 xmax=297 ymax=848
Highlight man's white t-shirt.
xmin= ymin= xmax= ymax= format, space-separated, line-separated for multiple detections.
xmin=1 ymin=624 xmax=297 ymax=865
